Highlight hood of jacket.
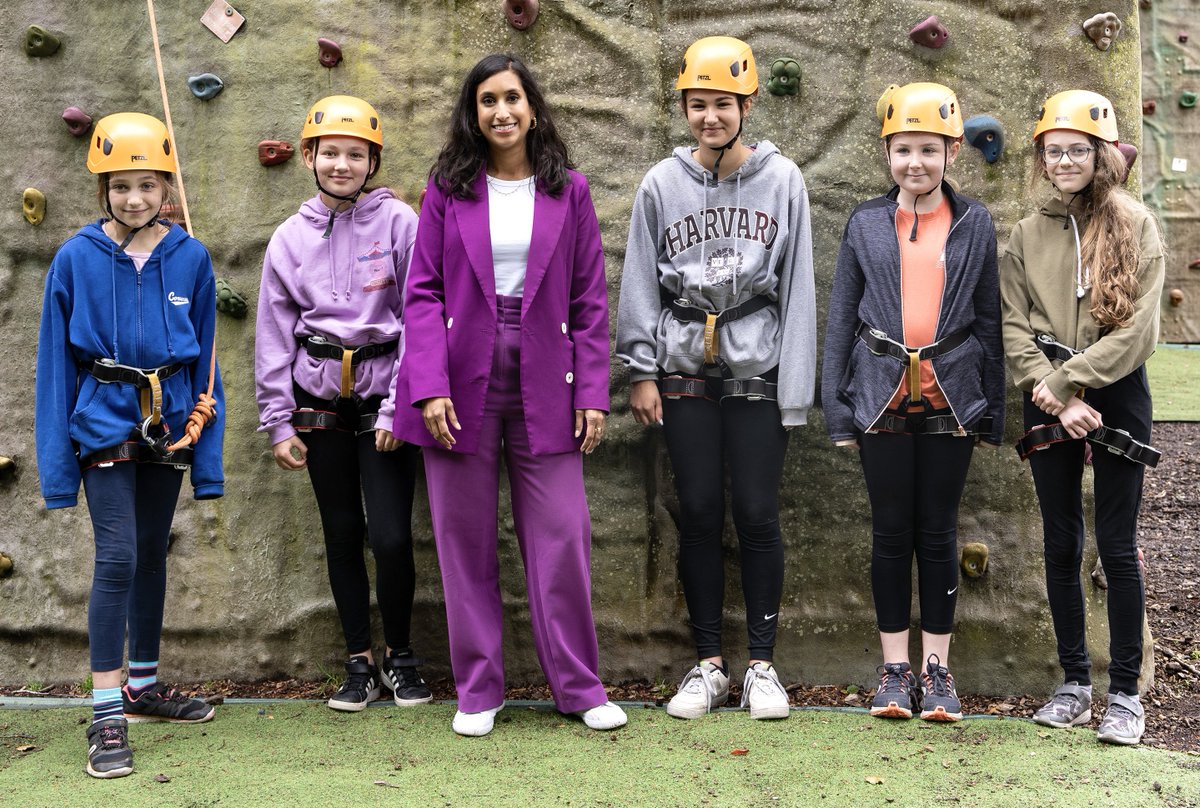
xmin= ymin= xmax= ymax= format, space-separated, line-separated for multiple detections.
xmin=670 ymin=139 xmax=781 ymax=185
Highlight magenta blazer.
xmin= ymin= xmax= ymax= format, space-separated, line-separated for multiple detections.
xmin=393 ymin=169 xmax=610 ymax=456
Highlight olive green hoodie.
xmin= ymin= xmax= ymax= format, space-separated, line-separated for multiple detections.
xmin=1000 ymin=195 xmax=1165 ymax=403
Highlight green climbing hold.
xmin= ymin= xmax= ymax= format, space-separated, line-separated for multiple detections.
xmin=215 ymin=278 xmax=248 ymax=318
xmin=1180 ymin=91 xmax=1198 ymax=109
xmin=24 ymin=25 xmax=61 ymax=57
xmin=767 ymin=59 xmax=801 ymax=97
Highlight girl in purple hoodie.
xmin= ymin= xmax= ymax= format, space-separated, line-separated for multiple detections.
xmin=254 ymin=95 xmax=431 ymax=712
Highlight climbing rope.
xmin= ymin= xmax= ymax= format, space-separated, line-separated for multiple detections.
xmin=146 ymin=0 xmax=217 ymax=453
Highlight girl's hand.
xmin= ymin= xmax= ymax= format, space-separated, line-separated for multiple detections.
xmin=420 ymin=397 xmax=460 ymax=449
xmin=630 ymin=380 xmax=663 ymax=426
xmin=1057 ymin=396 xmax=1103 ymax=439
xmin=575 ymin=409 xmax=606 ymax=454
xmin=375 ymin=429 xmax=402 ymax=452
xmin=272 ymin=435 xmax=308 ymax=470
xmin=1031 ymin=378 xmax=1066 ymax=416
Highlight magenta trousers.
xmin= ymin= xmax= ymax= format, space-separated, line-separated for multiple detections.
xmin=423 ymin=295 xmax=607 ymax=714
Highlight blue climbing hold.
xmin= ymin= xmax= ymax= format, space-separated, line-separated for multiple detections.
xmin=964 ymin=115 xmax=1004 ymax=163
xmin=188 ymin=73 xmax=224 ymax=101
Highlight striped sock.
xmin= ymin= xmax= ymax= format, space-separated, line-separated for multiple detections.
xmin=92 ymin=686 xmax=124 ymax=724
xmin=126 ymin=660 xmax=159 ymax=699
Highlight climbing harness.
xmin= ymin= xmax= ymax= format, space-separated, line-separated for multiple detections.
xmin=666 ymin=293 xmax=772 ymax=366
xmin=659 ymin=374 xmax=778 ymax=403
xmin=661 ymin=291 xmax=778 ymax=404
xmin=300 ymin=336 xmax=399 ymax=399
xmin=80 ymin=437 xmax=193 ymax=472
xmin=1035 ymin=332 xmax=1080 ymax=363
xmin=868 ymin=410 xmax=992 ymax=437
xmin=855 ymin=321 xmax=970 ymax=407
xmin=1016 ymin=423 xmax=1160 ymax=468
xmin=87 ymin=359 xmax=186 ymax=458
xmin=291 ymin=408 xmax=380 ymax=436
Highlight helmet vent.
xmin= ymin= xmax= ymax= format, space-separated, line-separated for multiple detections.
xmin=679 ymin=59 xmax=686 ymax=75
xmin=729 ymin=60 xmax=740 ymax=77
xmin=314 ymin=111 xmax=325 ymax=124
xmin=370 ymin=116 xmax=378 ymax=130
xmin=1039 ymin=106 xmax=1046 ymax=120
xmin=102 ymin=138 xmax=113 ymax=156
xmin=939 ymin=102 xmax=950 ymax=119
xmin=1090 ymin=106 xmax=1100 ymax=121
xmin=163 ymin=139 xmax=171 ymax=156
xmin=886 ymin=104 xmax=894 ymax=120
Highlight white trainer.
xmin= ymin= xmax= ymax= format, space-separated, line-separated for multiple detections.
xmin=576 ymin=700 xmax=628 ymax=730
xmin=452 ymin=705 xmax=503 ymax=737
xmin=666 ymin=661 xmax=730 ymax=719
xmin=740 ymin=662 xmax=790 ymax=720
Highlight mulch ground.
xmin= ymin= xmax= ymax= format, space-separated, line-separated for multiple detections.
xmin=4 ymin=424 xmax=1196 ymax=753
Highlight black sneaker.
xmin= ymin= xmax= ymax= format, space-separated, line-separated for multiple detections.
xmin=85 ymin=717 xmax=133 ymax=779
xmin=123 ymin=682 xmax=215 ymax=723
xmin=328 ymin=656 xmax=380 ymax=712
xmin=381 ymin=649 xmax=433 ymax=706
xmin=919 ymin=654 xmax=963 ymax=722
xmin=870 ymin=661 xmax=920 ymax=719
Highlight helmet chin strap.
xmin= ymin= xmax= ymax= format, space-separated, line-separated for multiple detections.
xmin=709 ymin=116 xmax=744 ymax=183
xmin=905 ymin=150 xmax=946 ymax=242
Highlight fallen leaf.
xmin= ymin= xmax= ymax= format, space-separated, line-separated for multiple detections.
xmin=16 ymin=745 xmax=38 ymax=753
xmin=865 ymin=776 xmax=885 ymax=785
xmin=374 ymin=781 xmax=402 ymax=789
xmin=154 ymin=774 xmax=170 ymax=783
xmin=731 ymin=748 xmax=749 ymax=756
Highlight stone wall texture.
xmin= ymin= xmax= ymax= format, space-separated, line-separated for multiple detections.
xmin=0 ymin=0 xmax=1157 ymax=695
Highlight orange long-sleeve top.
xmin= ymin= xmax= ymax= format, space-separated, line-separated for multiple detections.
xmin=888 ymin=199 xmax=952 ymax=410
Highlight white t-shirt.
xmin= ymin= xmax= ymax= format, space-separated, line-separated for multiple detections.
xmin=487 ymin=176 xmax=535 ymax=297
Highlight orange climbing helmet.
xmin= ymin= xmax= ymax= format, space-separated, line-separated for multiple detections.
xmin=301 ymin=95 xmax=383 ymax=148
xmin=675 ymin=36 xmax=759 ymax=97
xmin=880 ymin=82 xmax=965 ymax=140
xmin=87 ymin=113 xmax=178 ymax=175
xmin=1032 ymin=90 xmax=1119 ymax=143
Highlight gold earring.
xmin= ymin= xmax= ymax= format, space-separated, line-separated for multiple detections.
xmin=530 ymin=115 xmax=538 ymax=130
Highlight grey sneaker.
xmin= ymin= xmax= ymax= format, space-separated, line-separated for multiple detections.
xmin=85 ymin=717 xmax=133 ymax=779
xmin=1096 ymin=692 xmax=1145 ymax=746
xmin=870 ymin=661 xmax=920 ymax=719
xmin=1032 ymin=683 xmax=1093 ymax=728
xmin=740 ymin=662 xmax=789 ymax=720
xmin=666 ymin=661 xmax=729 ymax=719
xmin=919 ymin=654 xmax=962 ymax=722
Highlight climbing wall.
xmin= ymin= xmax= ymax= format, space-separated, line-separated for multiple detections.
xmin=1141 ymin=0 xmax=1200 ymax=341
xmin=0 ymin=0 xmax=1153 ymax=694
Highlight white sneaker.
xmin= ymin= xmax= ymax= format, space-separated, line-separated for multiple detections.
xmin=452 ymin=705 xmax=502 ymax=737
xmin=740 ymin=662 xmax=790 ymax=720
xmin=576 ymin=701 xmax=627 ymax=730
xmin=666 ymin=661 xmax=729 ymax=719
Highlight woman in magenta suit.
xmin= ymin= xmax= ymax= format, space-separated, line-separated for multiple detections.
xmin=393 ymin=53 xmax=626 ymax=736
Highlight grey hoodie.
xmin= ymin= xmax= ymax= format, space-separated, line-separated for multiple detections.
xmin=616 ymin=140 xmax=816 ymax=426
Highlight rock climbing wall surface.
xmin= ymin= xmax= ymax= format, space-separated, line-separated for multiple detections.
xmin=1142 ymin=0 xmax=1200 ymax=341
xmin=0 ymin=1 xmax=1153 ymax=693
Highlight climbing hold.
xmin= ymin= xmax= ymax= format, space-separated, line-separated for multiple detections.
xmin=909 ymin=16 xmax=949 ymax=49
xmin=504 ymin=0 xmax=540 ymax=30
xmin=0 ymin=552 xmax=12 ymax=579
xmin=1117 ymin=143 xmax=1138 ymax=183
xmin=1142 ymin=99 xmax=1157 ymax=115
xmin=24 ymin=25 xmax=61 ymax=57
xmin=258 ymin=140 xmax=295 ymax=166
xmin=199 ymin=0 xmax=246 ymax=43
xmin=22 ymin=189 xmax=45 ymax=226
xmin=1189 ymin=257 xmax=1200 ymax=270
xmin=1083 ymin=12 xmax=1122 ymax=51
xmin=1138 ymin=0 xmax=1151 ymax=8
xmin=1169 ymin=288 xmax=1185 ymax=306
xmin=875 ymin=84 xmax=900 ymax=122
xmin=960 ymin=542 xmax=989 ymax=578
xmin=963 ymin=116 xmax=1005 ymax=163
xmin=1180 ymin=32 xmax=1190 ymax=44
xmin=1180 ymin=91 xmax=1198 ymax=108
xmin=766 ymin=59 xmax=801 ymax=97
xmin=188 ymin=73 xmax=224 ymax=100
xmin=317 ymin=38 xmax=342 ymax=68
xmin=216 ymin=278 xmax=248 ymax=319
xmin=61 ymin=106 xmax=92 ymax=137
xmin=0 ymin=456 xmax=14 ymax=481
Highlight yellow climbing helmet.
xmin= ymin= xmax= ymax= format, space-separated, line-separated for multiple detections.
xmin=1032 ymin=90 xmax=1118 ymax=143
xmin=880 ymin=82 xmax=965 ymax=139
xmin=301 ymin=95 xmax=383 ymax=147
xmin=675 ymin=36 xmax=759 ymax=96
xmin=86 ymin=113 xmax=178 ymax=175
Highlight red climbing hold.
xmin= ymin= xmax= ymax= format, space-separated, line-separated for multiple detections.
xmin=909 ymin=16 xmax=949 ymax=49
xmin=317 ymin=38 xmax=342 ymax=68
xmin=1117 ymin=143 xmax=1138 ymax=183
xmin=258 ymin=140 xmax=295 ymax=166
xmin=62 ymin=107 xmax=92 ymax=137
xmin=1142 ymin=99 xmax=1157 ymax=115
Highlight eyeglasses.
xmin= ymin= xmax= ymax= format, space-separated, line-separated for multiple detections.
xmin=1040 ymin=145 xmax=1095 ymax=164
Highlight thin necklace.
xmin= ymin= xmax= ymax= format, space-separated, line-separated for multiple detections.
xmin=487 ymin=175 xmax=533 ymax=196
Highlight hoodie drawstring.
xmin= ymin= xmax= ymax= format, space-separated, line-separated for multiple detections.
xmin=325 ymin=202 xmax=357 ymax=301
xmin=1068 ymin=213 xmax=1088 ymax=299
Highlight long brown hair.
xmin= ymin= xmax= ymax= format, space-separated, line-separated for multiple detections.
xmin=1033 ymin=137 xmax=1157 ymax=328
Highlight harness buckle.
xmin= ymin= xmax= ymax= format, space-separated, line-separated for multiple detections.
xmin=138 ymin=415 xmax=174 ymax=459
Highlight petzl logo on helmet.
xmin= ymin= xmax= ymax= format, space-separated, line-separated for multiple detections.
xmin=1055 ymin=115 xmax=1071 ymax=122
xmin=906 ymin=116 xmax=921 ymax=124
xmin=340 ymin=116 xmax=355 ymax=123
xmin=697 ymin=74 xmax=710 ymax=80
xmin=130 ymin=155 xmax=149 ymax=161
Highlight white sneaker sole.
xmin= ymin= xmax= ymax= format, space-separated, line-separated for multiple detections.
xmin=666 ymin=694 xmax=728 ymax=719
xmin=1097 ymin=726 xmax=1143 ymax=745
xmin=393 ymin=693 xmax=434 ymax=707
xmin=125 ymin=706 xmax=215 ymax=724
xmin=327 ymin=687 xmax=380 ymax=712
xmin=1033 ymin=708 xmax=1092 ymax=729
xmin=86 ymin=762 xmax=133 ymax=779
xmin=749 ymin=704 xmax=790 ymax=720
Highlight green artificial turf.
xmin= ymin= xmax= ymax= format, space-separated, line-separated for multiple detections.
xmin=1147 ymin=345 xmax=1200 ymax=422
xmin=3 ymin=704 xmax=1199 ymax=807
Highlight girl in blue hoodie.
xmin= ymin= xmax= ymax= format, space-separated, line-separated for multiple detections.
xmin=254 ymin=96 xmax=431 ymax=713
xmin=35 ymin=112 xmax=225 ymax=779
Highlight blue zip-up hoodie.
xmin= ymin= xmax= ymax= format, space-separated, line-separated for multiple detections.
xmin=35 ymin=220 xmax=225 ymax=508
xmin=821 ymin=182 xmax=1005 ymax=445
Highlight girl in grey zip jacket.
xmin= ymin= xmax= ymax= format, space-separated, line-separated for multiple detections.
xmin=822 ymin=181 xmax=1005 ymax=445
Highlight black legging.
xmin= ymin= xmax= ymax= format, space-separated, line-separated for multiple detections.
xmin=859 ymin=420 xmax=974 ymax=635
xmin=296 ymin=385 xmax=419 ymax=655
xmin=661 ymin=373 xmax=789 ymax=661
xmin=1024 ymin=366 xmax=1151 ymax=696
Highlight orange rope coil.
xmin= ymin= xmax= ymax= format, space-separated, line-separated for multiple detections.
xmin=166 ymin=391 xmax=216 ymax=453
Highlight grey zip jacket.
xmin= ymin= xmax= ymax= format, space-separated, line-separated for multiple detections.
xmin=616 ymin=141 xmax=816 ymax=426
xmin=821 ymin=182 xmax=1005 ymax=445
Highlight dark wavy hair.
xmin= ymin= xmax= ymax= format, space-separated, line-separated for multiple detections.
xmin=430 ymin=53 xmax=573 ymax=200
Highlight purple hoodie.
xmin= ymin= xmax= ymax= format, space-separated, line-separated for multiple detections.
xmin=255 ymin=188 xmax=418 ymax=445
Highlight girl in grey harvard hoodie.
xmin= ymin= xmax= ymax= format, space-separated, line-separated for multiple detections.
xmin=616 ymin=36 xmax=815 ymax=724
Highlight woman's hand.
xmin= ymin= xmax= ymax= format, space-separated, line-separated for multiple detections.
xmin=1057 ymin=396 xmax=1103 ymax=439
xmin=420 ymin=397 xmax=460 ymax=449
xmin=629 ymin=380 xmax=662 ymax=426
xmin=272 ymin=435 xmax=308 ymax=470
xmin=576 ymin=409 xmax=606 ymax=454
xmin=1031 ymin=378 xmax=1066 ymax=416
xmin=375 ymin=429 xmax=402 ymax=452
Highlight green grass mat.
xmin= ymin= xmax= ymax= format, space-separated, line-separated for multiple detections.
xmin=1148 ymin=345 xmax=1200 ymax=422
xmin=3 ymin=704 xmax=1198 ymax=806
